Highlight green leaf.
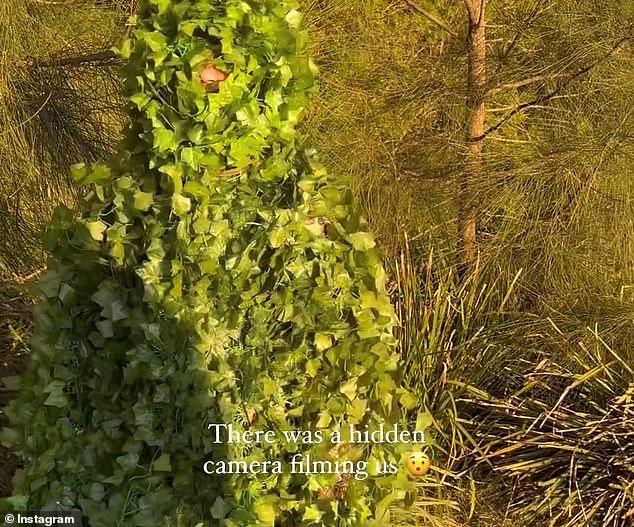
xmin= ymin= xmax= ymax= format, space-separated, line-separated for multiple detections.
xmin=416 ymin=410 xmax=434 ymax=432
xmin=58 ymin=283 xmax=75 ymax=305
xmin=43 ymin=381 xmax=67 ymax=407
xmin=316 ymin=411 xmax=331 ymax=428
xmin=150 ymin=0 xmax=171 ymax=14
xmin=375 ymin=492 xmax=397 ymax=523
xmin=113 ymin=38 xmax=132 ymax=60
xmin=285 ymin=9 xmax=304 ymax=29
xmin=107 ymin=300 xmax=129 ymax=322
xmin=181 ymin=147 xmax=199 ymax=169
xmin=130 ymin=92 xmax=151 ymax=111
xmin=348 ymin=398 xmax=367 ymax=422
xmin=314 ymin=333 xmax=332 ymax=351
xmin=339 ymin=378 xmax=357 ymax=401
xmin=268 ymin=226 xmax=288 ymax=248
xmin=91 ymin=282 xmax=119 ymax=309
xmin=89 ymin=482 xmax=106 ymax=501
xmin=254 ymin=501 xmax=277 ymax=524
xmin=154 ymin=128 xmax=177 ymax=152
xmin=96 ymin=319 xmax=114 ymax=338
xmin=143 ymin=30 xmax=167 ymax=52
xmin=152 ymin=453 xmax=172 ymax=472
xmin=116 ymin=452 xmax=140 ymax=472
xmin=186 ymin=125 xmax=206 ymax=144
xmin=348 ymin=232 xmax=376 ymax=251
xmin=70 ymin=163 xmax=87 ymax=183
xmin=306 ymin=358 xmax=320 ymax=377
xmin=303 ymin=505 xmax=322 ymax=521
xmin=172 ymin=194 xmax=191 ymax=216
xmin=86 ymin=220 xmax=107 ymax=241
xmin=72 ymin=163 xmax=111 ymax=185
xmin=159 ymin=163 xmax=184 ymax=193
xmin=399 ymin=390 xmax=419 ymax=411
xmin=4 ymin=495 xmax=29 ymax=511
xmin=134 ymin=191 xmax=154 ymax=211
xmin=0 ymin=375 xmax=21 ymax=390
xmin=210 ymin=497 xmax=230 ymax=519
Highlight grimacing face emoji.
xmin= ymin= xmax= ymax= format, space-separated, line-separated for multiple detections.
xmin=405 ymin=452 xmax=431 ymax=477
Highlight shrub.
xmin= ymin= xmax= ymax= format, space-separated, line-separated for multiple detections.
xmin=2 ymin=1 xmax=423 ymax=525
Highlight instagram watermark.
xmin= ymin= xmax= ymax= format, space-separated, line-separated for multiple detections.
xmin=4 ymin=511 xmax=82 ymax=526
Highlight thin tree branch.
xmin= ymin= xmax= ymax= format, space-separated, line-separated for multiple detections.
xmin=0 ymin=298 xmax=34 ymax=320
xmin=403 ymin=0 xmax=457 ymax=37
xmin=473 ymin=35 xmax=634 ymax=142
xmin=0 ymin=93 xmax=52 ymax=138
xmin=4 ymin=268 xmax=45 ymax=285
xmin=31 ymin=0 xmax=81 ymax=5
xmin=485 ymin=72 xmax=571 ymax=97
xmin=16 ymin=50 xmax=119 ymax=69
xmin=477 ymin=0 xmax=485 ymax=26
xmin=463 ymin=0 xmax=479 ymax=24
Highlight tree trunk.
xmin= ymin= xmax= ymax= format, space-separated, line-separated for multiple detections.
xmin=458 ymin=0 xmax=486 ymax=275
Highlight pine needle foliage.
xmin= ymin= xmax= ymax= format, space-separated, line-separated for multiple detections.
xmin=302 ymin=0 xmax=464 ymax=258
xmin=0 ymin=0 xmax=129 ymax=279
xmin=303 ymin=0 xmax=634 ymax=316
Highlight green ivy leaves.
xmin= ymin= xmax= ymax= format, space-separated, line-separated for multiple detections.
xmin=1 ymin=0 xmax=424 ymax=525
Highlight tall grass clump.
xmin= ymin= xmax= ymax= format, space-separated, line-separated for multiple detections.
xmin=386 ymin=239 xmax=534 ymax=525
xmin=470 ymin=327 xmax=634 ymax=527
xmin=390 ymin=238 xmax=523 ymax=466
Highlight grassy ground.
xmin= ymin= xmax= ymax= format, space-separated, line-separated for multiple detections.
xmin=0 ymin=0 xmax=126 ymax=278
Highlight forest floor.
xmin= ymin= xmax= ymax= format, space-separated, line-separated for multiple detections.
xmin=0 ymin=361 xmax=23 ymax=498
xmin=0 ymin=303 xmax=29 ymax=498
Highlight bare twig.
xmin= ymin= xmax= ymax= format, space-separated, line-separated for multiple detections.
xmin=0 ymin=268 xmax=45 ymax=286
xmin=0 ymin=92 xmax=52 ymax=138
xmin=16 ymin=50 xmax=119 ymax=70
xmin=0 ymin=299 xmax=34 ymax=321
xmin=13 ymin=269 xmax=45 ymax=284
xmin=31 ymin=0 xmax=82 ymax=5
xmin=403 ymin=0 xmax=457 ymax=37
xmin=485 ymin=72 xmax=571 ymax=97
xmin=474 ymin=34 xmax=634 ymax=142
xmin=126 ymin=0 xmax=138 ymax=16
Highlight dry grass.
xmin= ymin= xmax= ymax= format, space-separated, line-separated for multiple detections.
xmin=0 ymin=0 xmax=129 ymax=279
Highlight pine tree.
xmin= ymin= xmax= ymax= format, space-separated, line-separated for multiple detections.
xmin=2 ymin=1 xmax=421 ymax=525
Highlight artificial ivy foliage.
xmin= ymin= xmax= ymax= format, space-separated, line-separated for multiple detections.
xmin=2 ymin=1 xmax=425 ymax=525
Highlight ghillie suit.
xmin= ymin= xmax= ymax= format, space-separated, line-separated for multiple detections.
xmin=3 ymin=1 xmax=422 ymax=525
